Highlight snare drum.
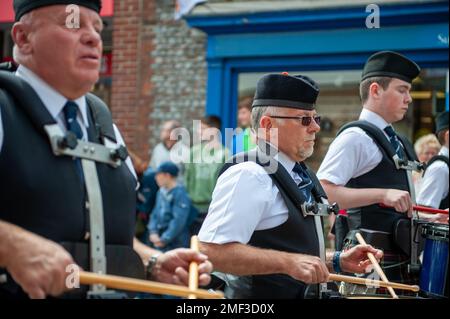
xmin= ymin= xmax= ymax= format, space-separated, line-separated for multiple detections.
xmin=419 ymin=223 xmax=449 ymax=297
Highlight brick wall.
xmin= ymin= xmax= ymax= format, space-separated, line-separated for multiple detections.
xmin=149 ymin=0 xmax=207 ymax=151
xmin=111 ymin=0 xmax=207 ymax=162
xmin=111 ymin=0 xmax=153 ymax=161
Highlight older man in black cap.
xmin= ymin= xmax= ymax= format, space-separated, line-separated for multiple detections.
xmin=417 ymin=111 xmax=449 ymax=213
xmin=198 ymin=72 xmax=383 ymax=299
xmin=0 ymin=0 xmax=212 ymax=299
xmin=318 ymin=51 xmax=422 ymax=291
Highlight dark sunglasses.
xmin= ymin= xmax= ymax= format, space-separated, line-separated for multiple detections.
xmin=269 ymin=115 xmax=321 ymax=127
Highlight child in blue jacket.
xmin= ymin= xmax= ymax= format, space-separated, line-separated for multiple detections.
xmin=148 ymin=161 xmax=196 ymax=252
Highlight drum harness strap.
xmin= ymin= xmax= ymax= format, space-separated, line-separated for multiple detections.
xmin=423 ymin=155 xmax=449 ymax=176
xmin=0 ymin=71 xmax=129 ymax=298
xmin=338 ymin=121 xmax=426 ymax=273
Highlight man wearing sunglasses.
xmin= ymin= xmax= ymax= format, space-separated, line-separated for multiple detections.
xmin=197 ymin=73 xmax=382 ymax=299
xmin=317 ymin=51 xmax=421 ymax=290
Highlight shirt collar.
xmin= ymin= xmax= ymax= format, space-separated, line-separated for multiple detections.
xmin=360 ymin=108 xmax=391 ymax=131
xmin=16 ymin=65 xmax=89 ymax=127
xmin=440 ymin=146 xmax=449 ymax=158
xmin=274 ymin=150 xmax=296 ymax=173
xmin=260 ymin=141 xmax=296 ymax=172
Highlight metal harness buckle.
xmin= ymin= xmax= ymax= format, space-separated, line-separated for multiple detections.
xmin=300 ymin=202 xmax=340 ymax=217
xmin=45 ymin=124 xmax=125 ymax=168
xmin=393 ymin=155 xmax=425 ymax=172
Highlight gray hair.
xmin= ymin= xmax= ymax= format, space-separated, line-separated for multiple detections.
xmin=251 ymin=106 xmax=281 ymax=130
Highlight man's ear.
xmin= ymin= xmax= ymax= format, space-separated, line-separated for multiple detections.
xmin=369 ymin=82 xmax=382 ymax=100
xmin=11 ymin=22 xmax=33 ymax=55
xmin=260 ymin=115 xmax=272 ymax=130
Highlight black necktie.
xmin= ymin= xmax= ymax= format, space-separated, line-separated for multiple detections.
xmin=384 ymin=126 xmax=405 ymax=159
xmin=293 ymin=163 xmax=314 ymax=204
xmin=63 ymin=101 xmax=84 ymax=184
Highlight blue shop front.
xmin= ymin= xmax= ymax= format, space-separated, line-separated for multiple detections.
xmin=186 ymin=0 xmax=449 ymax=158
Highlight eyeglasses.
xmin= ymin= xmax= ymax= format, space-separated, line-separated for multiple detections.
xmin=269 ymin=115 xmax=321 ymax=127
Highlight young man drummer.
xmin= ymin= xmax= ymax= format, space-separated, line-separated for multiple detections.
xmin=317 ymin=51 xmax=421 ymax=290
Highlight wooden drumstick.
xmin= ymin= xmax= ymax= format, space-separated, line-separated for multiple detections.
xmin=355 ymin=232 xmax=399 ymax=299
xmin=79 ymin=271 xmax=224 ymax=299
xmin=188 ymin=236 xmax=200 ymax=299
xmin=329 ymin=273 xmax=420 ymax=292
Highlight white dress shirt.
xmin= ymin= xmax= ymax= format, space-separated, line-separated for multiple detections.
xmin=417 ymin=146 xmax=449 ymax=208
xmin=0 ymin=65 xmax=137 ymax=180
xmin=317 ymin=108 xmax=399 ymax=186
xmin=198 ymin=150 xmax=310 ymax=245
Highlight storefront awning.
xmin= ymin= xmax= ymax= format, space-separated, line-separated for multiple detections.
xmin=0 ymin=0 xmax=114 ymax=23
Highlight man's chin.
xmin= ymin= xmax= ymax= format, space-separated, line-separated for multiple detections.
xmin=79 ymin=75 xmax=100 ymax=88
xmin=299 ymin=147 xmax=314 ymax=160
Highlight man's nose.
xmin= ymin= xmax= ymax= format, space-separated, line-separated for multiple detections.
xmin=309 ymin=118 xmax=321 ymax=132
xmin=81 ymin=27 xmax=102 ymax=47
xmin=405 ymin=91 xmax=412 ymax=104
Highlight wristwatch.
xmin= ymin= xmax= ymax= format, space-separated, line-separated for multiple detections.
xmin=145 ymin=254 xmax=160 ymax=280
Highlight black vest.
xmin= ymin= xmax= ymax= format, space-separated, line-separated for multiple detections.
xmin=0 ymin=72 xmax=139 ymax=298
xmin=338 ymin=121 xmax=417 ymax=234
xmin=423 ymin=155 xmax=449 ymax=209
xmin=218 ymin=149 xmax=325 ymax=299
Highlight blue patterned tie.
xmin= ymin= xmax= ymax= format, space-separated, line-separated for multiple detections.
xmin=293 ymin=163 xmax=314 ymax=204
xmin=384 ymin=126 xmax=405 ymax=160
xmin=64 ymin=101 xmax=83 ymax=140
xmin=63 ymin=101 xmax=84 ymax=183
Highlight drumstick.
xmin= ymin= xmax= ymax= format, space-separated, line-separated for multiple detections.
xmin=79 ymin=271 xmax=224 ymax=299
xmin=412 ymin=205 xmax=448 ymax=215
xmin=328 ymin=273 xmax=420 ymax=292
xmin=379 ymin=203 xmax=449 ymax=215
xmin=355 ymin=233 xmax=399 ymax=299
xmin=188 ymin=236 xmax=200 ymax=299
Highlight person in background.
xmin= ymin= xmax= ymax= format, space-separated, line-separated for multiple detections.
xmin=413 ymin=133 xmax=441 ymax=195
xmin=149 ymin=120 xmax=189 ymax=184
xmin=135 ymin=167 xmax=159 ymax=243
xmin=148 ymin=162 xmax=193 ymax=252
xmin=417 ymin=111 xmax=449 ymax=224
xmin=185 ymin=116 xmax=229 ymax=235
xmin=230 ymin=97 xmax=257 ymax=155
